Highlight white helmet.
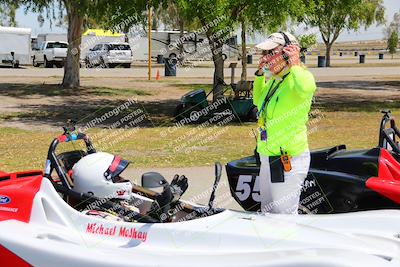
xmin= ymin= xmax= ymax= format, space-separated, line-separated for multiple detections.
xmin=72 ymin=152 xmax=133 ymax=200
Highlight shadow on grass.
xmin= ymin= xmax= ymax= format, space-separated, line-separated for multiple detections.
xmin=316 ymin=80 xmax=400 ymax=91
xmin=0 ymin=81 xmax=399 ymax=128
xmin=2 ymin=99 xmax=182 ymax=128
xmin=313 ymin=101 xmax=400 ymax=112
xmin=0 ymin=83 xmax=152 ymax=98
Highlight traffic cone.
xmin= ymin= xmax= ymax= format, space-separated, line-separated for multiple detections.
xmin=156 ymin=69 xmax=160 ymax=80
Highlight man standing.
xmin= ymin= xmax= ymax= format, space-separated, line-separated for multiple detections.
xmin=254 ymin=32 xmax=316 ymax=214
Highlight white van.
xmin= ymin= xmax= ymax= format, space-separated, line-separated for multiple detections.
xmin=84 ymin=42 xmax=133 ymax=68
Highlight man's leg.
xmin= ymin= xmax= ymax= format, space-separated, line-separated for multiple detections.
xmin=259 ymin=155 xmax=274 ymax=213
xmin=270 ymin=151 xmax=311 ymax=214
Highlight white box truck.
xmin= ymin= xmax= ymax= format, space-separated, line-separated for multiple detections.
xmin=0 ymin=26 xmax=32 ymax=68
xmin=36 ymin=33 xmax=68 ymax=45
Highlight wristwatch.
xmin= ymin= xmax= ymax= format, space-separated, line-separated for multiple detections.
xmin=255 ymin=69 xmax=264 ymax=76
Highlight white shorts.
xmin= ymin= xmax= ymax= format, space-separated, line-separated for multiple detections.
xmin=259 ymin=151 xmax=311 ymax=214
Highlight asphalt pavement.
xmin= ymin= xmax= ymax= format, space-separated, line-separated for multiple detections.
xmin=0 ymin=65 xmax=399 ymax=81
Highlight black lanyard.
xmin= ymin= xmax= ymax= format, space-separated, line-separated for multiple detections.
xmin=256 ymin=73 xmax=290 ymax=119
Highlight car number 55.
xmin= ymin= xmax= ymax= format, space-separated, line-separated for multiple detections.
xmin=235 ymin=175 xmax=261 ymax=202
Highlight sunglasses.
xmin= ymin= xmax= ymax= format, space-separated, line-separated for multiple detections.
xmin=262 ymin=48 xmax=283 ymax=57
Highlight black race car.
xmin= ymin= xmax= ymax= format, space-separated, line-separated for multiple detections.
xmin=226 ymin=110 xmax=400 ymax=214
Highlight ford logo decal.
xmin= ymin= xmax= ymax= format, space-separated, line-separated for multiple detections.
xmin=0 ymin=195 xmax=11 ymax=204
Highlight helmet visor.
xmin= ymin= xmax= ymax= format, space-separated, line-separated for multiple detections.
xmin=104 ymin=156 xmax=130 ymax=183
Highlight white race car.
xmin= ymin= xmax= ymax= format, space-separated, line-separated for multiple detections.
xmin=1 ymin=128 xmax=400 ymax=267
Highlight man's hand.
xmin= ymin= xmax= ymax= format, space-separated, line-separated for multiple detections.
xmin=258 ymin=55 xmax=268 ymax=69
xmin=283 ymin=45 xmax=301 ymax=66
xmin=257 ymin=55 xmax=268 ymax=75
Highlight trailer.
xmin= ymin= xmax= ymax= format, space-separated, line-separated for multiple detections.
xmin=0 ymin=26 xmax=32 ymax=67
xmin=36 ymin=33 xmax=68 ymax=46
xmin=32 ymin=33 xmax=68 ymax=51
xmin=128 ymin=30 xmax=239 ymax=61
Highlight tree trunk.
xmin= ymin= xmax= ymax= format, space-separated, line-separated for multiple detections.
xmin=325 ymin=42 xmax=332 ymax=67
xmin=240 ymin=19 xmax=247 ymax=81
xmin=211 ymin=41 xmax=224 ymax=101
xmin=62 ymin=3 xmax=84 ymax=88
xmin=179 ymin=18 xmax=184 ymax=61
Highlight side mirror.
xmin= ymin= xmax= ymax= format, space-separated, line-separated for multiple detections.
xmin=141 ymin=172 xmax=168 ymax=189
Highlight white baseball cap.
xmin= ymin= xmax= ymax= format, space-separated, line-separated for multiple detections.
xmin=255 ymin=32 xmax=299 ymax=51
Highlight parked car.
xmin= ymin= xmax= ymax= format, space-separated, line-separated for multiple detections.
xmin=84 ymin=42 xmax=132 ymax=68
xmin=32 ymin=41 xmax=68 ymax=68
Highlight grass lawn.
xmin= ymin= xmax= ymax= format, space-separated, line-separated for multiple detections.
xmin=1 ymin=110 xmax=397 ymax=172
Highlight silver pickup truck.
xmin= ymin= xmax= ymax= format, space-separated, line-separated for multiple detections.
xmin=32 ymin=41 xmax=68 ymax=68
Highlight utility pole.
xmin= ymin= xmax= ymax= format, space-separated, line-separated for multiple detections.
xmin=148 ymin=3 xmax=152 ymax=81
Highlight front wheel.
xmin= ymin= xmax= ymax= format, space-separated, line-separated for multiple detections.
xmin=85 ymin=58 xmax=93 ymax=68
xmin=247 ymin=106 xmax=258 ymax=122
xmin=44 ymin=57 xmax=53 ymax=68
xmin=100 ymin=57 xmax=109 ymax=68
xmin=32 ymin=56 xmax=39 ymax=67
xmin=173 ymin=103 xmax=204 ymax=123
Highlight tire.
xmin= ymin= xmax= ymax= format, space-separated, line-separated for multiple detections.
xmin=123 ymin=63 xmax=131 ymax=68
xmin=173 ymin=103 xmax=185 ymax=120
xmin=247 ymin=106 xmax=258 ymax=122
xmin=85 ymin=58 xmax=92 ymax=68
xmin=55 ymin=62 xmax=64 ymax=68
xmin=32 ymin=56 xmax=39 ymax=67
xmin=100 ymin=57 xmax=109 ymax=68
xmin=173 ymin=103 xmax=203 ymax=123
xmin=44 ymin=57 xmax=53 ymax=68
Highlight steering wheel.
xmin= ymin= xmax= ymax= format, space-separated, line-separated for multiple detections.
xmin=148 ymin=175 xmax=189 ymax=222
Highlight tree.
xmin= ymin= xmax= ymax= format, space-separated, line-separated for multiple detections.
xmin=388 ymin=31 xmax=398 ymax=59
xmin=385 ymin=10 xmax=399 ymax=59
xmin=240 ymin=17 xmax=247 ymax=81
xmin=384 ymin=10 xmax=399 ymax=38
xmin=2 ymin=0 xmax=149 ymax=88
xmin=237 ymin=1 xmax=296 ymax=81
xmin=303 ymin=0 xmax=385 ymax=67
xmin=298 ymin=34 xmax=317 ymax=51
xmin=154 ymin=1 xmax=200 ymax=61
xmin=173 ymin=0 xmax=300 ymax=100
xmin=0 ymin=2 xmax=18 ymax=26
xmin=297 ymin=33 xmax=317 ymax=58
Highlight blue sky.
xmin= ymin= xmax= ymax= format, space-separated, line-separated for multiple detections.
xmin=15 ymin=0 xmax=399 ymax=42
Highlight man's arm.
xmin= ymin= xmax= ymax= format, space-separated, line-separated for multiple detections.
xmin=253 ymin=70 xmax=267 ymax=106
xmin=290 ymin=66 xmax=317 ymax=98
